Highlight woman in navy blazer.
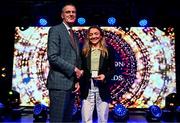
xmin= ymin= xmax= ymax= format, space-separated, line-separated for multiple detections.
xmin=80 ymin=26 xmax=115 ymax=123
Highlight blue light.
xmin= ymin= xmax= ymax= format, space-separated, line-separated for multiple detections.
xmin=39 ymin=18 xmax=48 ymax=26
xmin=23 ymin=77 xmax=31 ymax=84
xmin=149 ymin=105 xmax=162 ymax=118
xmin=33 ymin=103 xmax=47 ymax=115
xmin=33 ymin=103 xmax=48 ymax=121
xmin=114 ymin=104 xmax=127 ymax=117
xmin=139 ymin=19 xmax=148 ymax=27
xmin=108 ymin=17 xmax=116 ymax=25
xmin=34 ymin=104 xmax=42 ymax=115
xmin=0 ymin=102 xmax=5 ymax=108
xmin=77 ymin=17 xmax=86 ymax=25
xmin=176 ymin=106 xmax=180 ymax=112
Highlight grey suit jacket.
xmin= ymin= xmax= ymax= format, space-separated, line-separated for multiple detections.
xmin=47 ymin=23 xmax=81 ymax=90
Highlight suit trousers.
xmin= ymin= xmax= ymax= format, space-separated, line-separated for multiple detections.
xmin=81 ymin=80 xmax=109 ymax=123
xmin=49 ymin=89 xmax=74 ymax=122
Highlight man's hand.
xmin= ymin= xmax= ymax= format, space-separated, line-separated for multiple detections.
xmin=74 ymin=67 xmax=84 ymax=79
xmin=94 ymin=74 xmax=105 ymax=81
xmin=73 ymin=82 xmax=80 ymax=93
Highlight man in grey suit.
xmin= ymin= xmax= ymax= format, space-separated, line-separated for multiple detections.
xmin=47 ymin=3 xmax=83 ymax=122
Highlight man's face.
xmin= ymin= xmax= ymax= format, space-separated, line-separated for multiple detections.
xmin=61 ymin=5 xmax=76 ymax=25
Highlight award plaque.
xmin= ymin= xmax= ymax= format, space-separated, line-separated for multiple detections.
xmin=91 ymin=70 xmax=98 ymax=78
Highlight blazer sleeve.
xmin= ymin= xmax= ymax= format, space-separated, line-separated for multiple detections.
xmin=47 ymin=26 xmax=75 ymax=77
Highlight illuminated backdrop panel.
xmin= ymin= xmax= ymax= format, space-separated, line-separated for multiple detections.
xmin=12 ymin=26 xmax=176 ymax=108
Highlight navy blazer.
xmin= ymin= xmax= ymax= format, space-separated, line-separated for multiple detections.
xmin=47 ymin=23 xmax=81 ymax=90
xmin=80 ymin=47 xmax=115 ymax=102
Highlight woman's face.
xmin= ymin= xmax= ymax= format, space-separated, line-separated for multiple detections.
xmin=88 ymin=28 xmax=102 ymax=46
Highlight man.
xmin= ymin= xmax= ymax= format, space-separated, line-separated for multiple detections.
xmin=47 ymin=3 xmax=83 ymax=122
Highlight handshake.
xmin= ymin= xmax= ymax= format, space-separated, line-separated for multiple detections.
xmin=74 ymin=67 xmax=84 ymax=79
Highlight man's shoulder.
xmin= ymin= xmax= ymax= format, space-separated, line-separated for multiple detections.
xmin=49 ymin=23 xmax=66 ymax=33
xmin=51 ymin=23 xmax=63 ymax=29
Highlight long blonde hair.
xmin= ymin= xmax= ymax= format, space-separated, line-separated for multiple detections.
xmin=82 ymin=26 xmax=108 ymax=57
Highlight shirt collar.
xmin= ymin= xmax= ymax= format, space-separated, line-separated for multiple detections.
xmin=91 ymin=47 xmax=101 ymax=52
xmin=63 ymin=22 xmax=71 ymax=31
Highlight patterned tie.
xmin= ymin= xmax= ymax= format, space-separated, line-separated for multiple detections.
xmin=69 ymin=29 xmax=76 ymax=49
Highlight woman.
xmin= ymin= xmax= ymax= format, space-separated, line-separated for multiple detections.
xmin=80 ymin=26 xmax=115 ymax=123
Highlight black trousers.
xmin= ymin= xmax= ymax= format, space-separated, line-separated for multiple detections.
xmin=49 ymin=89 xmax=74 ymax=122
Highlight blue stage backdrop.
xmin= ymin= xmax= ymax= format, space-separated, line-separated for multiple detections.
xmin=12 ymin=26 xmax=176 ymax=109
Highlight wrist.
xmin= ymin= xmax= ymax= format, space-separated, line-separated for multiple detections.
xmin=74 ymin=67 xmax=77 ymax=72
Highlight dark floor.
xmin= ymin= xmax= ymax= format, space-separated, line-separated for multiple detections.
xmin=0 ymin=107 xmax=179 ymax=123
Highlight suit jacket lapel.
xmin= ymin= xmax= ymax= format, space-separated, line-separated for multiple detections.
xmin=61 ymin=23 xmax=77 ymax=51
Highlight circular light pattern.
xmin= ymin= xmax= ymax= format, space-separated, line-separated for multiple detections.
xmin=103 ymin=29 xmax=137 ymax=103
xmin=33 ymin=103 xmax=48 ymax=120
xmin=39 ymin=18 xmax=48 ymax=26
xmin=34 ymin=103 xmax=43 ymax=115
xmin=108 ymin=17 xmax=116 ymax=25
xmin=149 ymin=105 xmax=162 ymax=118
xmin=77 ymin=17 xmax=86 ymax=25
xmin=75 ymin=27 xmax=175 ymax=108
xmin=139 ymin=19 xmax=148 ymax=27
xmin=114 ymin=104 xmax=128 ymax=117
xmin=13 ymin=27 xmax=50 ymax=106
xmin=12 ymin=27 xmax=176 ymax=109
